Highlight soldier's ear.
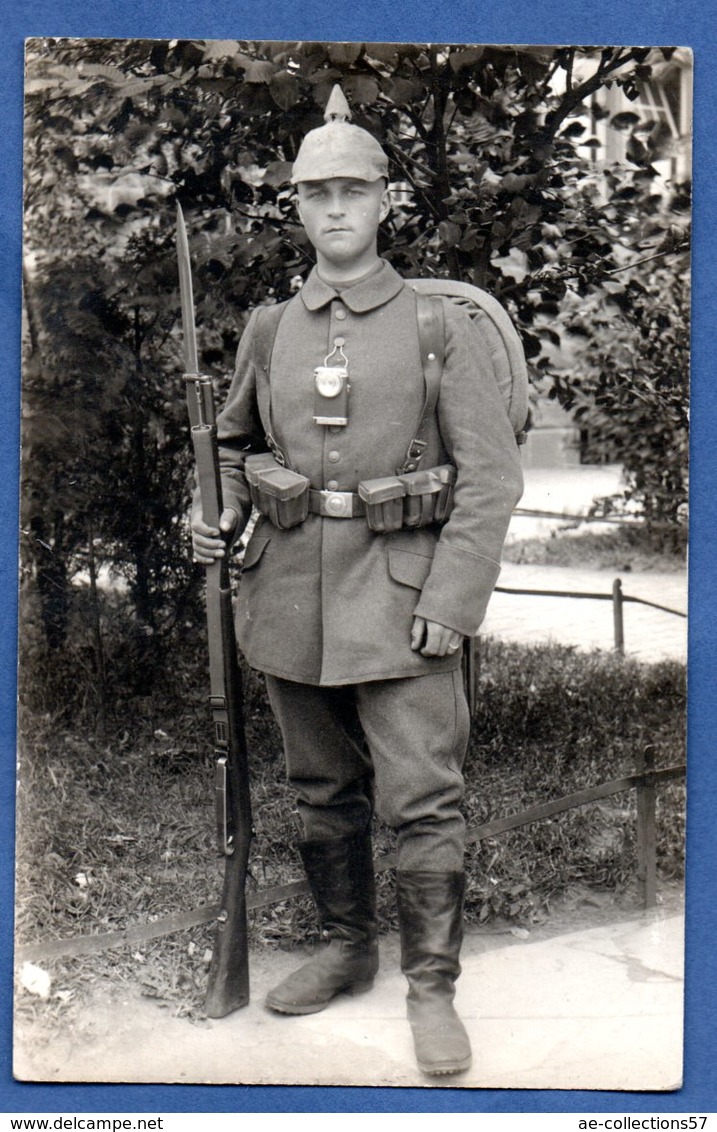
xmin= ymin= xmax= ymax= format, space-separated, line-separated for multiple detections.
xmin=379 ymin=184 xmax=391 ymax=223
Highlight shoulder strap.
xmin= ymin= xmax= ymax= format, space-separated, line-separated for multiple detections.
xmin=409 ymin=277 xmax=530 ymax=442
xmin=399 ymin=291 xmax=446 ymax=474
xmin=251 ymin=301 xmax=290 ymax=465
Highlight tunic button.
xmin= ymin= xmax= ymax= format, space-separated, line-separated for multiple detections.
xmin=334 ymin=307 xmax=347 ymax=321
xmin=329 ymin=424 xmax=342 ymax=433
xmin=328 ymin=450 xmax=340 ymax=463
xmin=327 ymin=479 xmax=339 ymax=491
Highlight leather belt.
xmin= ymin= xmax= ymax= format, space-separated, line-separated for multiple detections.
xmin=308 ymin=489 xmax=366 ymax=519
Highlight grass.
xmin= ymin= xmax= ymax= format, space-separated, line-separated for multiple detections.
xmin=14 ymin=634 xmax=686 ymax=1029
xmin=503 ymin=522 xmax=687 ymax=573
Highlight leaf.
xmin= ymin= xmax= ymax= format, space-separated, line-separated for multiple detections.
xmin=381 ymin=76 xmax=424 ymax=106
xmin=501 ymin=172 xmax=528 ymax=193
xmin=364 ymin=43 xmax=400 ymax=65
xmin=610 ymin=112 xmax=641 ymax=131
xmin=76 ymin=62 xmax=127 ymax=83
xmin=264 ymin=160 xmax=294 ymax=189
xmin=509 ymin=927 xmax=530 ymax=940
xmin=236 ymin=55 xmax=277 ymax=84
xmin=120 ymin=75 xmax=177 ymax=99
xmin=342 ymin=74 xmax=380 ymax=105
xmin=327 ymin=43 xmax=363 ymax=66
xmin=561 ymin=122 xmax=586 ymax=138
xmin=202 ymin=40 xmax=241 ymax=60
xmin=438 ymin=220 xmax=462 ymax=247
xmin=269 ymin=70 xmax=301 ymax=111
xmin=522 ymin=333 xmax=542 ymax=359
xmin=449 ymin=46 xmax=485 ymax=72
xmin=20 ymin=963 xmax=52 ymax=999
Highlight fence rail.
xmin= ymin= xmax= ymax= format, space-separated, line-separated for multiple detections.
xmin=15 ymin=747 xmax=685 ymax=967
xmin=512 ymin=507 xmax=683 ymax=533
xmin=494 ymin=576 xmax=686 ymax=655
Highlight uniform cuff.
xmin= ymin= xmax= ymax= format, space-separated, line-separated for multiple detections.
xmin=413 ymin=544 xmax=501 ymax=636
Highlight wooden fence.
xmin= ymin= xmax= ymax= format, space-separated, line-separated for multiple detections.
xmin=15 ymin=743 xmax=684 ymax=966
xmin=494 ymin=577 xmax=686 ymax=655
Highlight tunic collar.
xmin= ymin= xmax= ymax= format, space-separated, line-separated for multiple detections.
xmin=299 ymin=259 xmax=405 ymax=313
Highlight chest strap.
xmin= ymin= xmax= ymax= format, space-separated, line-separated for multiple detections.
xmin=251 ymin=290 xmax=446 ymax=476
xmin=251 ymin=301 xmax=290 ymax=465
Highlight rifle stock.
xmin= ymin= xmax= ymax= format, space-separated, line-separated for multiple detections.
xmin=177 ymin=205 xmax=253 ymax=1017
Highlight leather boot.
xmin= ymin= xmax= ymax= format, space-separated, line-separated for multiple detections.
xmin=396 ymin=870 xmax=472 ymax=1076
xmin=265 ymin=831 xmax=378 ymax=1014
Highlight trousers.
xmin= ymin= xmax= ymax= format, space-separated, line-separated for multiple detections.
xmin=264 ymin=669 xmax=471 ymax=872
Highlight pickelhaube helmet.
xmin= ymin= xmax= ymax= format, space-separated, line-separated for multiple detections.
xmin=291 ymin=85 xmax=389 ymax=184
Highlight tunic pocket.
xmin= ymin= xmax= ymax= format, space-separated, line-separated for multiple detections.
xmin=387 ymin=547 xmax=434 ymax=591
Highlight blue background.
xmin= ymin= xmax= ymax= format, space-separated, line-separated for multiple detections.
xmin=2 ymin=0 xmax=715 ymax=1115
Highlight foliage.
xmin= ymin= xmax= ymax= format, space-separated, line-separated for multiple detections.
xmin=560 ymin=258 xmax=690 ymax=530
xmin=22 ymin=39 xmax=691 ymax=692
xmin=504 ymin=521 xmax=688 ymax=572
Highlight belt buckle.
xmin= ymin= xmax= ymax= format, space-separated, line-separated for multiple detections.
xmin=321 ymin=490 xmax=353 ymax=518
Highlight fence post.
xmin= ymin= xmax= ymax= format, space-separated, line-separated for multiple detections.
xmin=612 ymin=577 xmax=625 ymax=655
xmin=636 ymin=744 xmax=657 ymax=909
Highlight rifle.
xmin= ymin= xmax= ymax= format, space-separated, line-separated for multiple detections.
xmin=176 ymin=203 xmax=253 ymax=1017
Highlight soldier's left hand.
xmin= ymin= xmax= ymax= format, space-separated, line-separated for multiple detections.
xmin=411 ymin=616 xmax=463 ymax=658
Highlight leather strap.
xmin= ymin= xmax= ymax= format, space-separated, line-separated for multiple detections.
xmin=399 ymin=291 xmax=446 ymax=474
xmin=252 ymin=302 xmax=290 ymax=465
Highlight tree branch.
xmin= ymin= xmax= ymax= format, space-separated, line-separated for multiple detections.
xmin=543 ymin=48 xmax=643 ymax=141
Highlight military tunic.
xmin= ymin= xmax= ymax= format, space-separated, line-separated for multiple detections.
xmin=216 ymin=260 xmax=524 ymax=687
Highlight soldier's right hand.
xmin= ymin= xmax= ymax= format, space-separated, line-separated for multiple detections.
xmin=191 ymin=507 xmax=239 ymax=565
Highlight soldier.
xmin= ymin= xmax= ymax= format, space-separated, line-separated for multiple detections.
xmin=191 ymin=86 xmax=524 ymax=1076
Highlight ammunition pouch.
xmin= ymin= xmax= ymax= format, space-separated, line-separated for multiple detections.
xmin=358 ymin=464 xmax=456 ymax=533
xmin=246 ymin=452 xmax=456 ymax=533
xmin=244 ymin=453 xmax=310 ymax=531
xmin=357 ymin=476 xmax=406 ymax=533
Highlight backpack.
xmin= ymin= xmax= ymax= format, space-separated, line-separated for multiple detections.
xmin=409 ymin=278 xmax=530 ymax=442
xmin=250 ymin=277 xmax=530 ymax=463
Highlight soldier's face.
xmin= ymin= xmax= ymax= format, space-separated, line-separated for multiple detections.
xmin=296 ymin=178 xmax=390 ymax=268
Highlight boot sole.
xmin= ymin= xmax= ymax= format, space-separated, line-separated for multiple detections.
xmin=418 ymin=1055 xmax=472 ymax=1076
xmin=265 ymin=978 xmax=375 ymax=1015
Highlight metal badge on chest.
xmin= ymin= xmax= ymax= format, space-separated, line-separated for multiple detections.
xmin=314 ymin=337 xmax=350 ymax=427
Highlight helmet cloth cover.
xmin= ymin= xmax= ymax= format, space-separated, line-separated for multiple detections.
xmin=291 ymin=85 xmax=389 ymax=184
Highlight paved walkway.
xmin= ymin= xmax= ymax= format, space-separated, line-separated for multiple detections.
xmin=14 ymin=898 xmax=684 ymax=1091
xmin=485 ymin=561 xmax=687 ymax=663
xmin=487 ymin=465 xmax=688 ymax=664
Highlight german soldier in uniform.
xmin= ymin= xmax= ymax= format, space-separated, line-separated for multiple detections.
xmin=191 ymin=86 xmax=524 ymax=1076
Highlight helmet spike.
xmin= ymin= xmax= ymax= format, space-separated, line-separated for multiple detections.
xmin=324 ymin=84 xmax=352 ymax=123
